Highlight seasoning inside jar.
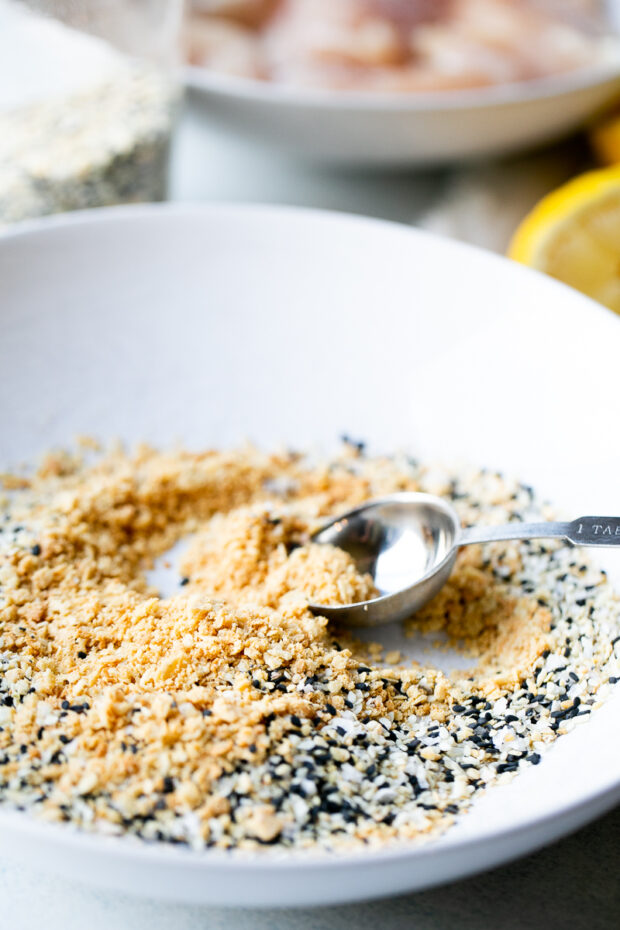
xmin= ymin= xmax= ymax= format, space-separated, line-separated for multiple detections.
xmin=0 ymin=0 xmax=179 ymax=227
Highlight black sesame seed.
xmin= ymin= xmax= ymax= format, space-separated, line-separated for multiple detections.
xmin=340 ymin=434 xmax=366 ymax=454
xmin=496 ymin=762 xmax=519 ymax=774
xmin=179 ymin=577 xmax=189 ymax=586
xmin=321 ymin=798 xmax=343 ymax=815
xmin=77 ymin=651 xmax=87 ymax=659
xmin=162 ymin=776 xmax=174 ymax=794
xmin=30 ymin=544 xmax=41 ymax=556
xmin=69 ymin=703 xmax=88 ymax=714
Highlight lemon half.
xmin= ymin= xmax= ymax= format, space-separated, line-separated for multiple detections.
xmin=508 ymin=166 xmax=620 ymax=314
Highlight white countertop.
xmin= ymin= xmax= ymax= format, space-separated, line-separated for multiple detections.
xmin=2 ymin=97 xmax=618 ymax=930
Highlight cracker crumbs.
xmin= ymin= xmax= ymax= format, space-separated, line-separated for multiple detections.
xmin=0 ymin=444 xmax=618 ymax=853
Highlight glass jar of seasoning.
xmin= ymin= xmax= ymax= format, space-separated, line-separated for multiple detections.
xmin=0 ymin=0 xmax=183 ymax=226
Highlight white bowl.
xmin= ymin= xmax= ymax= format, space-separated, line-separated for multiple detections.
xmin=1 ymin=203 xmax=619 ymax=907
xmin=185 ymin=62 xmax=620 ymax=165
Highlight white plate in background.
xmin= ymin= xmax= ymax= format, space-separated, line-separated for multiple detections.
xmin=0 ymin=203 xmax=619 ymax=906
xmin=185 ymin=58 xmax=620 ymax=165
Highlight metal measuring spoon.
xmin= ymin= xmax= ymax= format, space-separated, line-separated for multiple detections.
xmin=309 ymin=492 xmax=620 ymax=627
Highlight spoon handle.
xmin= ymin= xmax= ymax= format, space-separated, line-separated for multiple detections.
xmin=459 ymin=516 xmax=620 ymax=548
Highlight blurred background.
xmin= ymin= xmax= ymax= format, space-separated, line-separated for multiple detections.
xmin=2 ymin=0 xmax=620 ymax=311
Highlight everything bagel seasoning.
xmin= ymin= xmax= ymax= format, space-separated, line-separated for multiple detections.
xmin=0 ymin=443 xmax=618 ymax=851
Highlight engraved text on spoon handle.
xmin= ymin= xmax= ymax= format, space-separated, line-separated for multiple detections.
xmin=459 ymin=517 xmax=620 ymax=548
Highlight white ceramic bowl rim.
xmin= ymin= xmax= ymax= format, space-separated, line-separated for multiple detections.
xmin=184 ymin=56 xmax=620 ymax=111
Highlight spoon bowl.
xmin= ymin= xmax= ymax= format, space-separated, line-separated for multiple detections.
xmin=310 ymin=493 xmax=460 ymax=627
